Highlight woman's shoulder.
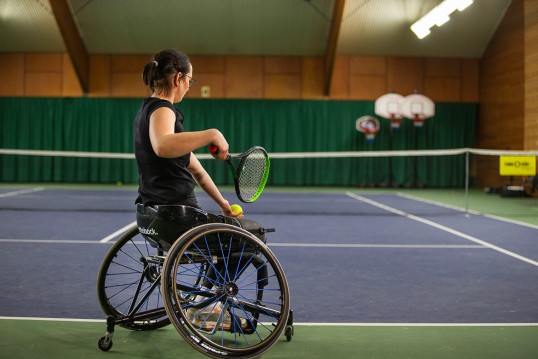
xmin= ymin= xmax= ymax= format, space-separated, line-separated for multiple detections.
xmin=142 ymin=97 xmax=178 ymax=115
xmin=143 ymin=97 xmax=174 ymax=108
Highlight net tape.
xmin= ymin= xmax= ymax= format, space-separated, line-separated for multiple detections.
xmin=2 ymin=148 xmax=538 ymax=159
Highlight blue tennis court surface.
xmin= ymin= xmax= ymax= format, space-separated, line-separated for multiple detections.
xmin=1 ymin=187 xmax=538 ymax=324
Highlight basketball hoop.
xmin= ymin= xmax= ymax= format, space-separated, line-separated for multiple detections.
xmin=402 ymin=94 xmax=435 ymax=127
xmin=356 ymin=116 xmax=380 ymax=142
xmin=375 ymin=93 xmax=404 ymax=129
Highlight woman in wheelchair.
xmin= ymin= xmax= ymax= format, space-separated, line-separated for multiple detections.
xmin=134 ymin=48 xmax=241 ymax=218
xmin=97 ymin=49 xmax=292 ymax=358
xmin=135 ymin=48 xmax=251 ymax=330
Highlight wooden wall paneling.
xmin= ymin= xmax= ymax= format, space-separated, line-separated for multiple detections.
xmin=110 ymin=55 xmax=149 ymax=73
xmin=473 ymin=156 xmax=504 ymax=188
xmin=24 ymin=73 xmax=63 ymax=97
xmin=461 ymin=59 xmax=479 ymax=102
xmin=0 ymin=54 xmax=24 ymax=96
xmin=62 ymin=54 xmax=83 ymax=97
xmin=110 ymin=73 xmax=147 ymax=97
xmin=482 ymin=2 xmax=524 ymax=60
xmin=478 ymin=0 xmax=524 ymax=150
xmin=186 ymin=74 xmax=225 ymax=99
xmin=329 ymin=55 xmax=350 ymax=99
xmin=24 ymin=53 xmax=63 ymax=97
xmin=110 ymin=55 xmax=148 ymax=97
xmin=263 ymin=57 xmax=301 ymax=98
xmin=89 ymin=55 xmax=111 ymax=97
xmin=264 ymin=56 xmax=301 ymax=74
xmin=189 ymin=55 xmax=225 ymax=73
xmin=524 ymin=72 xmax=538 ymax=149
xmin=264 ymin=74 xmax=302 ymax=99
xmin=349 ymin=75 xmax=387 ymax=100
xmin=386 ymin=57 xmax=424 ymax=96
xmin=301 ymin=57 xmax=324 ymax=99
xmin=348 ymin=56 xmax=386 ymax=100
xmin=187 ymin=56 xmax=225 ymax=99
xmin=349 ymin=56 xmax=386 ymax=76
xmin=424 ymin=77 xmax=461 ymax=102
xmin=524 ymin=0 xmax=538 ymax=149
xmin=25 ymin=53 xmax=63 ymax=72
xmin=479 ymin=91 xmax=524 ymax=150
xmin=225 ymin=56 xmax=263 ymax=99
xmin=476 ymin=0 xmax=523 ymax=186
xmin=423 ymin=58 xmax=460 ymax=101
xmin=424 ymin=58 xmax=460 ymax=77
xmin=1 ymin=51 xmax=481 ymax=102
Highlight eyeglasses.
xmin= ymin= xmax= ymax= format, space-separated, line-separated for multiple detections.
xmin=185 ymin=74 xmax=196 ymax=88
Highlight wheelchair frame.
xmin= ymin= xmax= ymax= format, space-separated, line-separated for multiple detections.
xmin=96 ymin=206 xmax=293 ymax=359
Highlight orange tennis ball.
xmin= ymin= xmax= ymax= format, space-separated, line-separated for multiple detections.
xmin=231 ymin=204 xmax=243 ymax=217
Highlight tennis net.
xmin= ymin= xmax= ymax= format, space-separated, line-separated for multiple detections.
xmin=1 ymin=148 xmax=537 ymax=219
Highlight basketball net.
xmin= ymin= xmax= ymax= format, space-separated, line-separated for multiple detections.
xmin=412 ymin=114 xmax=427 ymax=127
xmin=389 ymin=114 xmax=403 ymax=129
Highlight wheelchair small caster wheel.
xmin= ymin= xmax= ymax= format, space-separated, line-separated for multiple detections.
xmin=285 ymin=325 xmax=293 ymax=342
xmin=98 ymin=335 xmax=113 ymax=351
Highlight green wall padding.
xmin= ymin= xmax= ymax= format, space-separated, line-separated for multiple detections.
xmin=0 ymin=98 xmax=477 ymax=187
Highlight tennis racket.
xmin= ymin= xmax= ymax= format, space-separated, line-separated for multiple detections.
xmin=209 ymin=145 xmax=270 ymax=203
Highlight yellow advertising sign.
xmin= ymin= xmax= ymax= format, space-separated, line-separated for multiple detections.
xmin=499 ymin=156 xmax=536 ymax=176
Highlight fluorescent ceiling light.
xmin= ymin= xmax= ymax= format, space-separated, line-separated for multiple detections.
xmin=410 ymin=0 xmax=474 ymax=39
xmin=455 ymin=0 xmax=473 ymax=11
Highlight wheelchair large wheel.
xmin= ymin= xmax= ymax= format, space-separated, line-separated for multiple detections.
xmin=97 ymin=225 xmax=170 ymax=330
xmin=161 ymin=223 xmax=291 ymax=359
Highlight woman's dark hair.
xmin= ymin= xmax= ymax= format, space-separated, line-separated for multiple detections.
xmin=142 ymin=49 xmax=191 ymax=96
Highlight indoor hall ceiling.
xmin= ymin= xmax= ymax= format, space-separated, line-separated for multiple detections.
xmin=0 ymin=0 xmax=512 ymax=59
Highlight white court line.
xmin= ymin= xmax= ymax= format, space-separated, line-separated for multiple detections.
xmin=0 ymin=316 xmax=537 ymax=327
xmin=0 ymin=239 xmax=103 ymax=244
xmin=0 ymin=238 xmax=484 ymax=249
xmin=346 ymin=192 xmax=538 ymax=267
xmin=0 ymin=187 xmax=45 ymax=198
xmin=396 ymin=192 xmax=538 ymax=230
xmin=396 ymin=192 xmax=481 ymax=215
xmin=0 ymin=222 xmax=136 ymax=244
xmin=99 ymin=221 xmax=136 ymax=243
xmin=269 ymin=243 xmax=484 ymax=249
xmin=0 ymin=316 xmax=104 ymax=323
xmin=296 ymin=322 xmax=538 ymax=327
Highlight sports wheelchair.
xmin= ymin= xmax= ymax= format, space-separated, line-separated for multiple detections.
xmin=96 ymin=204 xmax=293 ymax=358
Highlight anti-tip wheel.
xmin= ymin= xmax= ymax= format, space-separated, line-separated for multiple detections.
xmin=98 ymin=336 xmax=113 ymax=351
xmin=285 ymin=326 xmax=293 ymax=342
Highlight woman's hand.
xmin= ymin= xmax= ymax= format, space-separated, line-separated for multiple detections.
xmin=220 ymin=200 xmax=243 ymax=218
xmin=209 ymin=129 xmax=230 ymax=161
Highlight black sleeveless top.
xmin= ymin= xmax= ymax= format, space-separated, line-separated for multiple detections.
xmin=134 ymin=98 xmax=196 ymax=206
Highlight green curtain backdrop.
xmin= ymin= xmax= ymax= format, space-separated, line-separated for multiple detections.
xmin=0 ymin=98 xmax=477 ymax=187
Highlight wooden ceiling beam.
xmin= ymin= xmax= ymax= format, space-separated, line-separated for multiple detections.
xmin=49 ymin=0 xmax=89 ymax=94
xmin=324 ymin=0 xmax=346 ymax=96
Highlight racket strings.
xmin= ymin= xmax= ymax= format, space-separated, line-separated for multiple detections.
xmin=238 ymin=150 xmax=268 ymax=202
